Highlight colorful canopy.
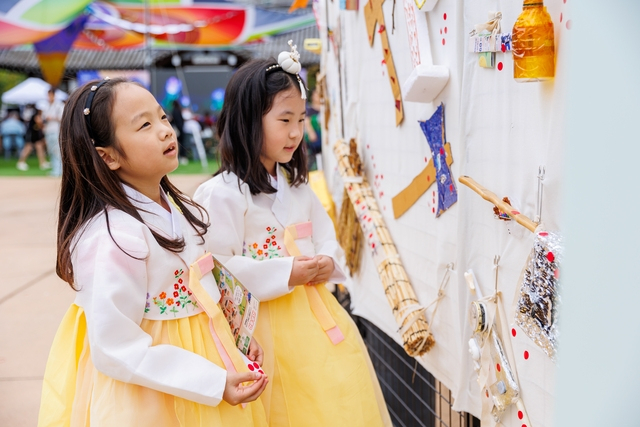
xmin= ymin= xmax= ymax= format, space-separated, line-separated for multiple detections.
xmin=0 ymin=0 xmax=315 ymax=85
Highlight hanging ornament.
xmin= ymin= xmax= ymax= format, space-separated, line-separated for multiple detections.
xmin=515 ymin=230 xmax=562 ymax=359
xmin=512 ymin=0 xmax=555 ymax=82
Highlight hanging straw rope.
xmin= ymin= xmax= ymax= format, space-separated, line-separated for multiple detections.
xmin=334 ymin=139 xmax=435 ymax=356
xmin=337 ymin=139 xmax=364 ymax=275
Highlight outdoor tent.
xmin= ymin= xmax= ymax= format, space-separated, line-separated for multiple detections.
xmin=1 ymin=77 xmax=68 ymax=106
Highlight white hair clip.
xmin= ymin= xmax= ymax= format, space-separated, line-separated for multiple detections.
xmin=273 ymin=40 xmax=307 ymax=100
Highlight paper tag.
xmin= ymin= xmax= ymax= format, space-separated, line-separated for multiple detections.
xmin=343 ymin=176 xmax=364 ymax=184
xmin=469 ymin=32 xmax=512 ymax=53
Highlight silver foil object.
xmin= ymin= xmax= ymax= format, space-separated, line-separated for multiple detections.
xmin=515 ymin=230 xmax=562 ymax=359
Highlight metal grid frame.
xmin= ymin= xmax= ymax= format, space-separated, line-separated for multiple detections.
xmin=335 ymin=287 xmax=479 ymax=427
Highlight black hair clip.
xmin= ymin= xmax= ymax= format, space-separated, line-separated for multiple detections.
xmin=84 ymin=77 xmax=110 ymax=142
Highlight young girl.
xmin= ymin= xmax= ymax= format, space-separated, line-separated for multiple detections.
xmin=38 ymin=78 xmax=268 ymax=427
xmin=194 ymin=45 xmax=392 ymax=427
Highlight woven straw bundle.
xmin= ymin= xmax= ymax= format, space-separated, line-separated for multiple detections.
xmin=334 ymin=139 xmax=434 ymax=356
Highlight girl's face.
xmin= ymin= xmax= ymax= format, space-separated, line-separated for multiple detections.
xmin=101 ymin=83 xmax=178 ymax=192
xmin=261 ymin=87 xmax=306 ymax=176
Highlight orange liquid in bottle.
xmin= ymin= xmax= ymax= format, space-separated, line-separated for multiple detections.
xmin=512 ymin=1 xmax=555 ymax=82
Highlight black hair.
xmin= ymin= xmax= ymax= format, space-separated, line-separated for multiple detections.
xmin=216 ymin=58 xmax=308 ymax=195
xmin=57 ymin=78 xmax=209 ymax=289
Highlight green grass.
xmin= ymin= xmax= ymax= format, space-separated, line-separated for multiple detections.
xmin=0 ymin=156 xmax=220 ymax=177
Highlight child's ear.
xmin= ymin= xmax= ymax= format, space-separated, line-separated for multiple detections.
xmin=95 ymin=147 xmax=121 ymax=171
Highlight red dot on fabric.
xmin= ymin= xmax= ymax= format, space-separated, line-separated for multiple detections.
xmin=539 ymin=231 xmax=548 ymax=236
xmin=367 ymin=144 xmax=370 ymax=149
xmin=442 ymin=38 xmax=446 ymax=45
xmin=381 ymin=174 xmax=384 ymax=179
xmin=485 ymin=390 xmax=489 ymax=398
xmin=512 ymin=328 xmax=517 ymax=337
xmin=496 ymin=363 xmax=501 ymax=372
xmin=440 ymin=29 xmax=442 ymax=35
xmin=547 ymin=252 xmax=555 ymax=262
xmin=566 ymin=20 xmax=572 ymax=30
xmin=427 ymin=175 xmax=430 ymax=181
xmin=253 ymin=362 xmax=260 ymax=369
xmin=560 ymin=13 xmax=563 ymax=22
xmin=563 ymin=0 xmax=566 ymax=3
xmin=554 ymin=269 xmax=560 ymax=279
xmin=432 ymin=207 xmax=435 ymax=213
xmin=424 ymin=157 xmax=428 ymax=162
xmin=443 ymin=13 xmax=447 ymax=20
xmin=374 ymin=163 xmax=377 ymax=168
xmin=259 ymin=370 xmax=264 ymax=374
xmin=371 ymin=155 xmax=374 ymax=159
xmin=524 ymin=351 xmax=530 ymax=360
xmin=497 ymin=62 xmax=504 ymax=71
xmin=248 ymin=364 xmax=255 ymax=371
xmin=501 ymin=44 xmax=506 ymax=53
xmin=449 ymin=184 xmax=454 ymax=192
xmin=444 ymin=27 xmax=448 ymax=34
xmin=523 ymin=424 xmax=528 ymax=427
xmin=518 ymin=411 xmax=524 ymax=420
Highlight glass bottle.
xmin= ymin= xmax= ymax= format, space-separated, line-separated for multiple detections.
xmin=512 ymin=0 xmax=555 ymax=82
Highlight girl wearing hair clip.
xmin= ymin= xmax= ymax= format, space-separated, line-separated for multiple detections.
xmin=38 ymin=78 xmax=269 ymax=426
xmin=194 ymin=42 xmax=391 ymax=426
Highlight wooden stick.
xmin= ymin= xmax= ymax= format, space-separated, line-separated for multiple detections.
xmin=458 ymin=175 xmax=537 ymax=233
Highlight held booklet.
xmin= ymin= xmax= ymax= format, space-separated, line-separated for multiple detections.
xmin=212 ymin=256 xmax=260 ymax=355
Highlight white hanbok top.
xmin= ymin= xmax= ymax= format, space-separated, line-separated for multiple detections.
xmin=193 ymin=167 xmax=346 ymax=301
xmin=71 ymin=185 xmax=226 ymax=406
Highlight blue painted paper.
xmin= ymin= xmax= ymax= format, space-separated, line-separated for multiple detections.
xmin=420 ymin=103 xmax=457 ymax=217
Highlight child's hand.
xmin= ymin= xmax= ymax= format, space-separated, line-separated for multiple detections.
xmin=222 ymin=371 xmax=268 ymax=406
xmin=247 ymin=338 xmax=264 ymax=366
xmin=288 ymin=256 xmax=319 ymax=287
xmin=309 ymin=255 xmax=334 ymax=285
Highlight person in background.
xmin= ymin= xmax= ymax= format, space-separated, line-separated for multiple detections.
xmin=1 ymin=110 xmax=26 ymax=160
xmin=43 ymin=88 xmax=64 ymax=177
xmin=304 ymin=89 xmax=323 ymax=171
xmin=170 ymin=100 xmax=187 ymax=165
xmin=16 ymin=109 xmax=50 ymax=171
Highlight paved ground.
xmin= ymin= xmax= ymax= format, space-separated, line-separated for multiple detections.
xmin=0 ymin=175 xmax=211 ymax=427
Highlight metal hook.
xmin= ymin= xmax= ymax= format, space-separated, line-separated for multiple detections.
xmin=439 ymin=262 xmax=455 ymax=293
xmin=535 ymin=165 xmax=545 ymax=224
xmin=493 ymin=255 xmax=500 ymax=299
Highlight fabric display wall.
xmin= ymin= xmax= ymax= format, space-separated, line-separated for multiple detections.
xmin=316 ymin=0 xmax=569 ymax=425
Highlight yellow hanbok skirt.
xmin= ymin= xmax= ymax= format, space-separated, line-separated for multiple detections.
xmin=256 ymin=284 xmax=392 ymax=427
xmin=38 ymin=305 xmax=268 ymax=427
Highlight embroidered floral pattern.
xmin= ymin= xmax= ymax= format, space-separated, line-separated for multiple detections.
xmin=149 ymin=268 xmax=197 ymax=317
xmin=243 ymin=226 xmax=285 ymax=260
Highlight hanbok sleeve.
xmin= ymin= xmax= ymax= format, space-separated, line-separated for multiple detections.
xmin=194 ymin=177 xmax=295 ymax=301
xmin=308 ymin=186 xmax=347 ymax=284
xmin=73 ymin=215 xmax=226 ymax=406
